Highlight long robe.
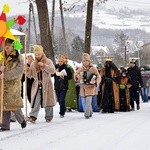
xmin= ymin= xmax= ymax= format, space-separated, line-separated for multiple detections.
xmin=65 ymin=65 xmax=78 ymax=110
xmin=100 ymin=67 xmax=119 ymax=112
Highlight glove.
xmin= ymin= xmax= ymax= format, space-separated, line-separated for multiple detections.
xmin=119 ymin=84 xmax=126 ymax=90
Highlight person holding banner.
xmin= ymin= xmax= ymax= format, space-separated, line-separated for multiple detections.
xmin=0 ymin=38 xmax=26 ymax=131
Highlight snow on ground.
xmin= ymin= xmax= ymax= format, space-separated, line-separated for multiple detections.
xmin=1 ymin=101 xmax=150 ymax=150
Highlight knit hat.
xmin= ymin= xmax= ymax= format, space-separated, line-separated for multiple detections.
xmin=33 ymin=45 xmax=44 ymax=55
xmin=82 ymin=53 xmax=91 ymax=62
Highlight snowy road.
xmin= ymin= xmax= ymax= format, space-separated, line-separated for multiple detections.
xmin=0 ymin=102 xmax=150 ymax=150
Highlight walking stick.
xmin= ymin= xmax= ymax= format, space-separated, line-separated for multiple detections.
xmin=0 ymin=41 xmax=5 ymax=124
xmin=24 ymin=29 xmax=28 ymax=118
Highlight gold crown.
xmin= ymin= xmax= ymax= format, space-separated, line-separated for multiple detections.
xmin=105 ymin=57 xmax=112 ymax=61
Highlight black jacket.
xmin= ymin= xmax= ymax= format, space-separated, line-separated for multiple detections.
xmin=127 ymin=66 xmax=143 ymax=88
xmin=53 ymin=64 xmax=72 ymax=90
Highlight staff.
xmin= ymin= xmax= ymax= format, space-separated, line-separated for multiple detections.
xmin=0 ymin=42 xmax=5 ymax=123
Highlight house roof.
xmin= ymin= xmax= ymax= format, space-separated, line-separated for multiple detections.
xmin=91 ymin=46 xmax=109 ymax=54
xmin=10 ymin=29 xmax=25 ymax=36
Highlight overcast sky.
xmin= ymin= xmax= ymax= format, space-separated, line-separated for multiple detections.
xmin=0 ymin=0 xmax=150 ymax=16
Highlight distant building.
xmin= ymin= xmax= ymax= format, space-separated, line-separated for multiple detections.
xmin=141 ymin=43 xmax=150 ymax=58
xmin=91 ymin=46 xmax=109 ymax=57
xmin=10 ymin=29 xmax=25 ymax=40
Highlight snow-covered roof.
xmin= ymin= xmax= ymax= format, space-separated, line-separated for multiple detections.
xmin=91 ymin=46 xmax=109 ymax=54
xmin=10 ymin=29 xmax=25 ymax=36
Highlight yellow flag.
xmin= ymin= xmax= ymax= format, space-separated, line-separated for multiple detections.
xmin=0 ymin=53 xmax=3 ymax=61
xmin=3 ymin=4 xmax=10 ymax=13
xmin=4 ymin=30 xmax=16 ymax=40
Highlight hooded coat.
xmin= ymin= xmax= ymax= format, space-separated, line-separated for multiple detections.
xmin=0 ymin=52 xmax=24 ymax=111
xmin=75 ymin=53 xmax=101 ymax=97
xmin=27 ymin=54 xmax=56 ymax=108
xmin=75 ymin=64 xmax=101 ymax=97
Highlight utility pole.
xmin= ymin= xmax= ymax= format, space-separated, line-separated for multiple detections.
xmin=136 ymin=41 xmax=144 ymax=67
xmin=124 ymin=45 xmax=127 ymax=67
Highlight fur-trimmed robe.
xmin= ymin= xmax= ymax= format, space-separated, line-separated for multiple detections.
xmin=100 ymin=67 xmax=120 ymax=111
xmin=27 ymin=54 xmax=56 ymax=108
xmin=0 ymin=52 xmax=24 ymax=111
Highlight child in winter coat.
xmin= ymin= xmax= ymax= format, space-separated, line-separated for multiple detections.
xmin=74 ymin=53 xmax=101 ymax=119
xmin=119 ymin=69 xmax=132 ymax=111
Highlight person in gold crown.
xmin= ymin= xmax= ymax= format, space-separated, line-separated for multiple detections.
xmin=26 ymin=45 xmax=56 ymax=123
xmin=100 ymin=58 xmax=120 ymax=113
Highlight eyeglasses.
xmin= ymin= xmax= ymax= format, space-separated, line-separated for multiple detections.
xmin=130 ymin=62 xmax=135 ymax=64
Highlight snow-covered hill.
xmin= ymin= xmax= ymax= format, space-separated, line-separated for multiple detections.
xmin=62 ymin=0 xmax=150 ymax=33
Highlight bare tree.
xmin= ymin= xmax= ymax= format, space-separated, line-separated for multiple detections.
xmin=35 ymin=0 xmax=55 ymax=63
xmin=62 ymin=0 xmax=109 ymax=54
xmin=59 ymin=0 xmax=69 ymax=56
xmin=84 ymin=0 xmax=94 ymax=54
xmin=51 ymin=0 xmax=55 ymax=43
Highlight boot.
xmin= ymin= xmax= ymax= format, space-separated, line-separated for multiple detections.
xmin=137 ymin=105 xmax=140 ymax=110
xmin=130 ymin=108 xmax=135 ymax=111
xmin=0 ymin=128 xmax=10 ymax=132
xmin=21 ymin=120 xmax=27 ymax=128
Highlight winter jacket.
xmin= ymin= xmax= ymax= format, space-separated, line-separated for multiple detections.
xmin=127 ymin=66 xmax=143 ymax=88
xmin=0 ymin=52 xmax=24 ymax=111
xmin=53 ymin=64 xmax=72 ymax=91
xmin=75 ymin=64 xmax=101 ymax=97
xmin=27 ymin=54 xmax=56 ymax=108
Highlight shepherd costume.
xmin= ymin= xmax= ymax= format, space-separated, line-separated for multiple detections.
xmin=26 ymin=45 xmax=56 ymax=123
xmin=65 ymin=64 xmax=78 ymax=111
xmin=0 ymin=38 xmax=26 ymax=131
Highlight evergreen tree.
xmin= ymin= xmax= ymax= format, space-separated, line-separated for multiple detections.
xmin=70 ymin=35 xmax=84 ymax=62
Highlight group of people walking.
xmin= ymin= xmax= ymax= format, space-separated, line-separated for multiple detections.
xmin=0 ymin=38 xmax=145 ymax=132
xmin=99 ymin=58 xmax=143 ymax=113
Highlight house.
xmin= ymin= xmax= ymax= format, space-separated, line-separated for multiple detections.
xmin=91 ymin=46 xmax=109 ymax=57
xmin=141 ymin=43 xmax=150 ymax=58
xmin=10 ymin=29 xmax=25 ymax=40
